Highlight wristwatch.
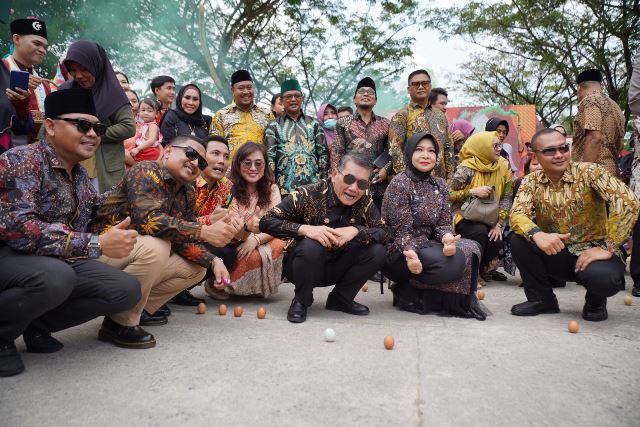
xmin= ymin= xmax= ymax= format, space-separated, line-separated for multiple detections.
xmin=527 ymin=227 xmax=541 ymax=242
xmin=87 ymin=234 xmax=102 ymax=259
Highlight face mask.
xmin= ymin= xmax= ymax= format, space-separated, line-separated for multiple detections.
xmin=324 ymin=118 xmax=337 ymax=130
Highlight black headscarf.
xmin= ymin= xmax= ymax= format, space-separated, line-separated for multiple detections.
xmin=485 ymin=117 xmax=509 ymax=134
xmin=171 ymin=83 xmax=211 ymax=127
xmin=60 ymin=41 xmax=129 ymax=122
xmin=403 ymin=132 xmax=438 ymax=182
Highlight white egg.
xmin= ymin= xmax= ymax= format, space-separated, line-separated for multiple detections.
xmin=324 ymin=328 xmax=336 ymax=342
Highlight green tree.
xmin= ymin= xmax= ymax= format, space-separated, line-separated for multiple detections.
xmin=428 ymin=0 xmax=640 ymax=125
xmin=3 ymin=0 xmax=423 ymax=112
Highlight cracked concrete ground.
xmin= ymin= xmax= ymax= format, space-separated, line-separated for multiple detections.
xmin=1 ymin=272 xmax=639 ymax=427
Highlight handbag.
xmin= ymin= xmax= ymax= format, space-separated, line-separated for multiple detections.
xmin=461 ymin=186 xmax=499 ymax=227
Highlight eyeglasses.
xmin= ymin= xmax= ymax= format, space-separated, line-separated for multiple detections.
xmin=282 ymin=93 xmax=303 ymax=101
xmin=240 ymin=159 xmax=265 ymax=170
xmin=356 ymin=88 xmax=375 ymax=96
xmin=338 ymin=170 xmax=369 ymax=190
xmin=54 ymin=117 xmax=108 ymax=136
xmin=534 ymin=143 xmax=570 ymax=157
xmin=409 ymin=81 xmax=431 ymax=88
xmin=172 ymin=145 xmax=208 ymax=170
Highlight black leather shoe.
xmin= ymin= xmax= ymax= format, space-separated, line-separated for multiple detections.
xmin=582 ymin=300 xmax=608 ymax=322
xmin=511 ymin=298 xmax=560 ymax=316
xmin=140 ymin=310 xmax=168 ymax=326
xmin=370 ymin=272 xmax=383 ymax=282
xmin=23 ymin=327 xmax=64 ymax=353
xmin=632 ymin=286 xmax=640 ymax=297
xmin=287 ymin=298 xmax=307 ymax=323
xmin=98 ymin=317 xmax=156 ymax=349
xmin=155 ymin=304 xmax=171 ymax=317
xmin=0 ymin=342 xmax=24 ymax=377
xmin=170 ymin=289 xmax=205 ymax=306
xmin=325 ymin=292 xmax=370 ymax=315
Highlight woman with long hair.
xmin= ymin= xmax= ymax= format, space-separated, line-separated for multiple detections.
xmin=204 ymin=142 xmax=285 ymax=299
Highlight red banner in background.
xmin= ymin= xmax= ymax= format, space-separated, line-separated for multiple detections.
xmin=446 ymin=105 xmax=541 ymax=177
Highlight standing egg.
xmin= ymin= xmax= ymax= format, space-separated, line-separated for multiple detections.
xmin=196 ymin=303 xmax=206 ymax=314
xmin=257 ymin=307 xmax=266 ymax=319
xmin=383 ymin=336 xmax=395 ymax=350
xmin=234 ymin=306 xmax=244 ymax=317
xmin=218 ymin=304 xmax=227 ymax=315
xmin=568 ymin=321 xmax=580 ymax=333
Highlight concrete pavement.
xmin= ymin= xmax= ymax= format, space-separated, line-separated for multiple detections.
xmin=1 ymin=273 xmax=639 ymax=426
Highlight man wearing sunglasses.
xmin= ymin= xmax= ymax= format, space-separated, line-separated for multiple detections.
xmin=259 ymin=153 xmax=388 ymax=323
xmin=89 ymin=135 xmax=244 ymax=347
xmin=509 ymin=128 xmax=639 ymax=321
xmin=0 ymin=89 xmax=142 ymax=376
xmin=389 ymin=69 xmax=454 ymax=179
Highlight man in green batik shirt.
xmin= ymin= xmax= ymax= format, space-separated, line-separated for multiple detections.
xmin=265 ymin=79 xmax=328 ymax=196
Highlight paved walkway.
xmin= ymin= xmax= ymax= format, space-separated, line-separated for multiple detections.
xmin=1 ymin=273 xmax=639 ymax=426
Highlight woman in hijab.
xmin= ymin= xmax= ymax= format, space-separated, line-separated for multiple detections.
xmin=486 ymin=117 xmax=518 ymax=176
xmin=61 ymin=40 xmax=135 ymax=192
xmin=160 ymin=83 xmax=211 ymax=144
xmin=316 ymin=103 xmax=337 ymax=168
xmin=449 ymin=131 xmax=513 ymax=285
xmin=382 ymin=132 xmax=486 ymax=320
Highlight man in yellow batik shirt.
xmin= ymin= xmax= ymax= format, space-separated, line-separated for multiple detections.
xmin=509 ymin=129 xmax=639 ymax=322
xmin=210 ymin=69 xmax=273 ymax=161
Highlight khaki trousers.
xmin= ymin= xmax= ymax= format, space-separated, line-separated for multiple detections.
xmin=100 ymin=236 xmax=206 ymax=326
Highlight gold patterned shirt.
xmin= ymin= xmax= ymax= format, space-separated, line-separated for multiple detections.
xmin=389 ymin=102 xmax=454 ymax=179
xmin=571 ymin=92 xmax=625 ymax=177
xmin=210 ymin=103 xmax=273 ymax=161
xmin=510 ymin=162 xmax=639 ymax=257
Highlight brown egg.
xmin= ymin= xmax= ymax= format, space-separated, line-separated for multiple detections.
xmin=218 ymin=304 xmax=227 ymax=316
xmin=568 ymin=320 xmax=580 ymax=334
xmin=257 ymin=307 xmax=266 ymax=319
xmin=234 ymin=306 xmax=244 ymax=317
xmin=362 ymin=284 xmax=369 ymax=292
xmin=477 ymin=290 xmax=485 ymax=300
xmin=624 ymin=295 xmax=633 ymax=306
xmin=383 ymin=335 xmax=394 ymax=350
xmin=196 ymin=303 xmax=206 ymax=314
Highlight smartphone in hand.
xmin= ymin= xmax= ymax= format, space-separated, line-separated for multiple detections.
xmin=9 ymin=70 xmax=30 ymax=91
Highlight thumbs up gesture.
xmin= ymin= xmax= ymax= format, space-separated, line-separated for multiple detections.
xmin=245 ymin=206 xmax=264 ymax=234
xmin=99 ymin=217 xmax=138 ymax=259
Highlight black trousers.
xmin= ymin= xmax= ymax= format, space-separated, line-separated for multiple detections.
xmin=629 ymin=213 xmax=640 ymax=287
xmin=383 ymin=243 xmax=467 ymax=286
xmin=0 ymin=246 xmax=140 ymax=343
xmin=202 ymin=243 xmax=238 ymax=282
xmin=510 ymin=234 xmax=624 ymax=303
xmin=455 ymin=219 xmax=503 ymax=272
xmin=283 ymin=238 xmax=387 ymax=306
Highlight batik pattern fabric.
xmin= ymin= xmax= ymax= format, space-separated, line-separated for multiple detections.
xmin=0 ymin=140 xmax=102 ymax=259
xmin=332 ymin=111 xmax=391 ymax=197
xmin=389 ymin=103 xmax=454 ymax=179
xmin=510 ymin=162 xmax=640 ymax=257
xmin=90 ymin=161 xmax=216 ymax=268
xmin=265 ymin=113 xmax=328 ymax=195
xmin=210 ymin=103 xmax=273 ymax=161
xmin=194 ymin=176 xmax=234 ymax=225
xmin=382 ymin=172 xmax=480 ymax=295
xmin=572 ymin=92 xmax=625 ymax=177
xmin=259 ymin=178 xmax=388 ymax=252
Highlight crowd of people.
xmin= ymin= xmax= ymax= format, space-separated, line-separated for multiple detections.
xmin=1 ymin=17 xmax=640 ymax=377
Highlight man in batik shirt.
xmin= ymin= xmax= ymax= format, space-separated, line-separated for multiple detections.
xmin=332 ymin=77 xmax=391 ymax=210
xmin=0 ymin=89 xmax=140 ymax=377
xmin=571 ymin=69 xmax=625 ymax=178
xmin=265 ymin=78 xmax=328 ymax=196
xmin=210 ymin=69 xmax=273 ymax=161
xmin=389 ymin=69 xmax=454 ymax=179
xmin=90 ymin=135 xmax=243 ymax=342
xmin=510 ymin=129 xmax=639 ymax=322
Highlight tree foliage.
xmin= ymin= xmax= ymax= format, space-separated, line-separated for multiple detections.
xmin=428 ymin=0 xmax=640 ymax=125
xmin=3 ymin=0 xmax=422 ymax=112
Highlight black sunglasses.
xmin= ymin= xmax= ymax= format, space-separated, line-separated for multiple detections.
xmin=338 ymin=170 xmax=369 ymax=190
xmin=535 ymin=143 xmax=570 ymax=157
xmin=172 ymin=145 xmax=208 ymax=170
xmin=55 ymin=117 xmax=108 ymax=136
